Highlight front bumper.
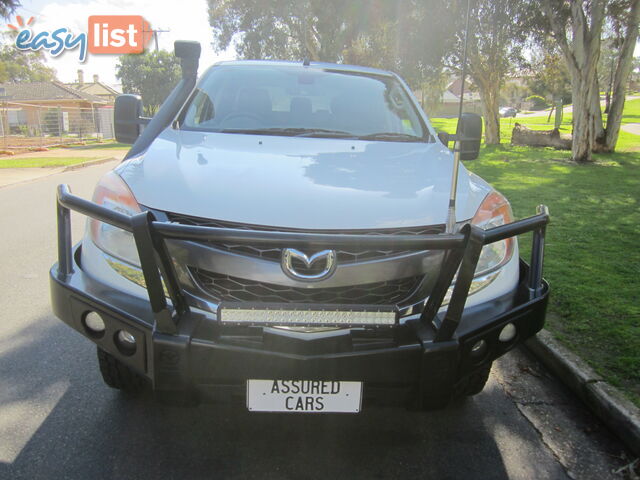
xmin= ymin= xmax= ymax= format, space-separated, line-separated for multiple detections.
xmin=51 ymin=185 xmax=550 ymax=407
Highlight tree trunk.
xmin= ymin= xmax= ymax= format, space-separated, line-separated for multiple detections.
xmin=604 ymin=0 xmax=640 ymax=152
xmin=592 ymin=73 xmax=607 ymax=153
xmin=476 ymin=81 xmax=501 ymax=145
xmin=571 ymin=76 xmax=596 ymax=163
xmin=542 ymin=0 xmax=606 ymax=163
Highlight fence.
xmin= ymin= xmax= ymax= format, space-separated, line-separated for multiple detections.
xmin=0 ymin=102 xmax=114 ymax=152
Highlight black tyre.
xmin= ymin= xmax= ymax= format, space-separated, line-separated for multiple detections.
xmin=97 ymin=347 xmax=147 ymax=394
xmin=459 ymin=363 xmax=492 ymax=397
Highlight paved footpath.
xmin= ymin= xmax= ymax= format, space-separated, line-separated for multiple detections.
xmin=621 ymin=123 xmax=640 ymax=136
xmin=0 ymin=147 xmax=128 ymax=188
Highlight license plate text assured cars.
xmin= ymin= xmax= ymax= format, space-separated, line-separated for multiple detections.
xmin=246 ymin=380 xmax=363 ymax=413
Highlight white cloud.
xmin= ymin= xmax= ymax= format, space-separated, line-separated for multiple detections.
xmin=13 ymin=0 xmax=236 ymax=87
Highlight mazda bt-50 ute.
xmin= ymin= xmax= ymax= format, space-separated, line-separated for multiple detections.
xmin=50 ymin=41 xmax=549 ymax=412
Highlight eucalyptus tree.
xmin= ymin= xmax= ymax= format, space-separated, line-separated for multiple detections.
xmin=599 ymin=0 xmax=640 ymax=152
xmin=447 ymin=0 xmax=531 ymax=145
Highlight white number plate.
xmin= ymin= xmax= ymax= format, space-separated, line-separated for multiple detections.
xmin=246 ymin=380 xmax=363 ymax=413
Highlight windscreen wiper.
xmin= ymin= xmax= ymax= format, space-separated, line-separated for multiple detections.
xmin=219 ymin=127 xmax=354 ymax=138
xmin=357 ymin=132 xmax=426 ymax=142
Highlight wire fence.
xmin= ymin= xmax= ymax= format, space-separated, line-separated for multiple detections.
xmin=0 ymin=102 xmax=114 ymax=152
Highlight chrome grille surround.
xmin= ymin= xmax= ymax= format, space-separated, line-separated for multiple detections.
xmin=157 ymin=211 xmax=446 ymax=313
xmin=165 ymin=212 xmax=444 ymax=263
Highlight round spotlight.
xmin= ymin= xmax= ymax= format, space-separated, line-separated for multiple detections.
xmin=115 ymin=330 xmax=136 ymax=356
xmin=470 ymin=339 xmax=488 ymax=358
xmin=499 ymin=323 xmax=517 ymax=343
xmin=83 ymin=311 xmax=105 ymax=338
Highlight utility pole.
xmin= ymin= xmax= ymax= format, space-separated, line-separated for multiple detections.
xmin=144 ymin=27 xmax=170 ymax=52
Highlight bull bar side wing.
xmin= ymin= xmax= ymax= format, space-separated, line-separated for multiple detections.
xmin=55 ymin=184 xmax=549 ymax=342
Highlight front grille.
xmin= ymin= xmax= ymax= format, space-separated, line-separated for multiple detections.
xmin=165 ymin=212 xmax=444 ymax=263
xmin=191 ymin=268 xmax=423 ymax=305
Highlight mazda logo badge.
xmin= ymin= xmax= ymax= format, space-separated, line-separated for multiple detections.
xmin=281 ymin=249 xmax=337 ymax=281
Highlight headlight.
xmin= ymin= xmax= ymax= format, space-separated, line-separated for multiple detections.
xmin=472 ymin=190 xmax=514 ymax=277
xmin=89 ymin=171 xmax=141 ymax=267
xmin=441 ymin=190 xmax=515 ymax=306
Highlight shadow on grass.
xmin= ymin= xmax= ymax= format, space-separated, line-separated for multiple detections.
xmin=464 ymin=145 xmax=640 ymax=406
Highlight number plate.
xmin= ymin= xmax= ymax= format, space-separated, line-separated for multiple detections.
xmin=246 ymin=380 xmax=362 ymax=413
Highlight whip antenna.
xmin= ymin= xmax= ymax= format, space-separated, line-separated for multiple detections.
xmin=446 ymin=0 xmax=472 ymax=233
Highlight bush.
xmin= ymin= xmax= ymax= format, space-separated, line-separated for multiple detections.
xmin=526 ymin=95 xmax=549 ymax=111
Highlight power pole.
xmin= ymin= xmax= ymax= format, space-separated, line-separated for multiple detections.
xmin=144 ymin=27 xmax=170 ymax=52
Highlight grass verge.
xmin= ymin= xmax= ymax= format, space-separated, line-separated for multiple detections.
xmin=0 ymin=157 xmax=94 ymax=168
xmin=431 ymin=100 xmax=639 ymax=406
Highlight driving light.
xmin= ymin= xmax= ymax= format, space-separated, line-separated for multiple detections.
xmin=220 ymin=308 xmax=396 ymax=326
xmin=498 ymin=323 xmax=517 ymax=343
xmin=90 ymin=171 xmax=141 ymax=267
xmin=83 ymin=311 xmax=105 ymax=336
xmin=115 ymin=329 xmax=137 ymax=356
xmin=470 ymin=339 xmax=488 ymax=358
xmin=117 ymin=330 xmax=136 ymax=345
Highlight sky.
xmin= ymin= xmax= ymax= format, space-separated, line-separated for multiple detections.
xmin=7 ymin=0 xmax=237 ymax=87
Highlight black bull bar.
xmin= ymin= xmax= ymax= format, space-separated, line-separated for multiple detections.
xmin=55 ymin=183 xmax=549 ymax=342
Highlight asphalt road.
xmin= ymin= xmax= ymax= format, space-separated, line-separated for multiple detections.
xmin=0 ymin=163 xmax=632 ymax=480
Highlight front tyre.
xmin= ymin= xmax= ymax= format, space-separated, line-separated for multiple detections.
xmin=459 ymin=363 xmax=492 ymax=397
xmin=97 ymin=347 xmax=147 ymax=394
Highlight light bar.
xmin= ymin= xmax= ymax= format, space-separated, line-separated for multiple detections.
xmin=220 ymin=308 xmax=397 ymax=326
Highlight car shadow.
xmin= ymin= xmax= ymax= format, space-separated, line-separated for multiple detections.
xmin=0 ymin=317 xmax=569 ymax=480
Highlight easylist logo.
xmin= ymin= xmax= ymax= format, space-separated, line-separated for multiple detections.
xmin=8 ymin=15 xmax=153 ymax=62
xmin=88 ymin=16 xmax=152 ymax=54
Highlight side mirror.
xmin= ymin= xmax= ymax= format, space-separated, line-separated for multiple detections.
xmin=437 ymin=132 xmax=450 ymax=147
xmin=114 ymin=94 xmax=144 ymax=144
xmin=456 ymin=112 xmax=483 ymax=160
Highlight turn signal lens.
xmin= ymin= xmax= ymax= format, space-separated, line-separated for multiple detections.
xmin=89 ymin=171 xmax=141 ymax=266
xmin=471 ymin=191 xmax=515 ymax=277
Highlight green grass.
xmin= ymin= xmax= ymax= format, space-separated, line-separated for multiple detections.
xmin=431 ymin=98 xmax=640 ymax=152
xmin=0 ymin=157 xmax=93 ymax=168
xmin=431 ymin=102 xmax=640 ymax=406
xmin=67 ymin=142 xmax=130 ymax=150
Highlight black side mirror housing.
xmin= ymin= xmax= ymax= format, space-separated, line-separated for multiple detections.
xmin=114 ymin=94 xmax=144 ymax=144
xmin=456 ymin=112 xmax=483 ymax=160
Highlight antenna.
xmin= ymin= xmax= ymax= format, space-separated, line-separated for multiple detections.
xmin=446 ymin=0 xmax=472 ymax=234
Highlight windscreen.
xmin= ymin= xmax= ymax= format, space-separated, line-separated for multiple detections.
xmin=179 ymin=64 xmax=428 ymax=142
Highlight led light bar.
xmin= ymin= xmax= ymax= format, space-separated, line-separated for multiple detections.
xmin=220 ymin=308 xmax=397 ymax=326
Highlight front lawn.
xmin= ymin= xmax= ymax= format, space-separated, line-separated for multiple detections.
xmin=0 ymin=157 xmax=93 ymax=168
xmin=431 ymin=104 xmax=639 ymax=406
xmin=431 ymin=98 xmax=640 ymax=152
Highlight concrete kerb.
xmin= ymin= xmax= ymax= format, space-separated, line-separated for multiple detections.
xmin=63 ymin=156 xmax=118 ymax=171
xmin=526 ymin=327 xmax=640 ymax=457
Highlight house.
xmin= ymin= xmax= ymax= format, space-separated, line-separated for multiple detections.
xmin=414 ymin=77 xmax=482 ymax=118
xmin=0 ymin=80 xmax=113 ymax=139
xmin=66 ymin=70 xmax=120 ymax=104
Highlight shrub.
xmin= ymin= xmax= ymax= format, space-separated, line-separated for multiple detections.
xmin=526 ymin=95 xmax=549 ymax=111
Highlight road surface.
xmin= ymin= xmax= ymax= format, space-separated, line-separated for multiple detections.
xmin=0 ymin=163 xmax=631 ymax=479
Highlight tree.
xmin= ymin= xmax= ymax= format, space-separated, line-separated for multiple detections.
xmin=207 ymin=0 xmax=456 ymax=93
xmin=116 ymin=50 xmax=181 ymax=116
xmin=0 ymin=0 xmax=20 ymax=19
xmin=598 ymin=0 xmax=640 ymax=152
xmin=208 ymin=0 xmax=362 ymax=61
xmin=528 ymin=50 xmax=572 ymax=105
xmin=541 ymin=0 xmax=606 ymax=163
xmin=451 ymin=0 xmax=530 ymax=145
xmin=0 ymin=44 xmax=57 ymax=82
